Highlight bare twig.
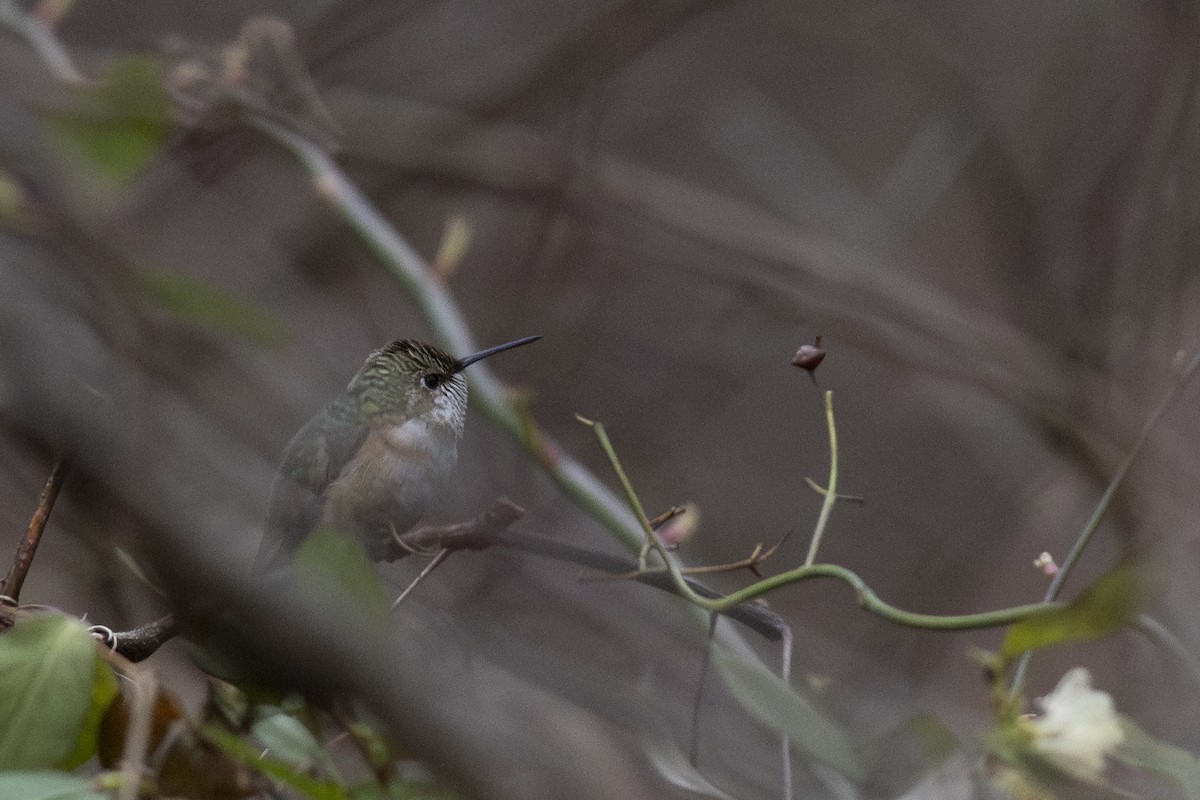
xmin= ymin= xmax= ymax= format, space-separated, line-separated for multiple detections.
xmin=2 ymin=457 xmax=71 ymax=604
xmin=803 ymin=392 xmax=837 ymax=567
xmin=679 ymin=531 xmax=791 ymax=578
xmin=390 ymin=549 xmax=450 ymax=609
xmin=378 ymin=498 xmax=526 ymax=561
xmin=648 ymin=506 xmax=686 ymax=530
xmin=385 ymin=500 xmax=788 ymax=642
xmin=581 ymin=532 xmax=790 ymax=582
xmin=802 ymin=477 xmax=864 ymax=504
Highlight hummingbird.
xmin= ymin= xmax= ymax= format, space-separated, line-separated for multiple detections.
xmin=255 ymin=335 xmax=540 ymax=569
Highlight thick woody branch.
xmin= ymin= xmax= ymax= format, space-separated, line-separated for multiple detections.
xmin=0 ymin=605 xmax=178 ymax=662
xmin=91 ymin=614 xmax=180 ymax=663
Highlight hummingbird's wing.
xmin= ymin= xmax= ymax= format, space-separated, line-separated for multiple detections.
xmin=255 ymin=394 xmax=368 ymax=570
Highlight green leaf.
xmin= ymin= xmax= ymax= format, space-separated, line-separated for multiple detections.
xmin=251 ymin=708 xmax=337 ymax=778
xmin=135 ymin=268 xmax=290 ymax=347
xmin=1001 ymin=565 xmax=1138 ymax=659
xmin=204 ymin=725 xmax=348 ymax=800
xmin=58 ymin=650 xmax=120 ymax=769
xmin=342 ymin=716 xmax=394 ymax=772
xmin=348 ymin=779 xmax=459 ymax=800
xmin=712 ymin=643 xmax=864 ymax=781
xmin=294 ymin=527 xmax=391 ymax=623
xmin=0 ymin=614 xmax=117 ymax=769
xmin=47 ymin=55 xmax=170 ymax=185
xmin=1114 ymin=715 xmax=1200 ymax=799
xmin=0 ymin=772 xmax=108 ymax=800
xmin=859 ymin=714 xmax=956 ymax=795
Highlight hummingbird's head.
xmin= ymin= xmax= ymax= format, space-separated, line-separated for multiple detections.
xmin=347 ymin=335 xmax=540 ymax=430
xmin=350 ymin=340 xmax=467 ymax=429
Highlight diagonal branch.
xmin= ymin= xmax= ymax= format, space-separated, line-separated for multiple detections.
xmin=2 ymin=457 xmax=71 ymax=604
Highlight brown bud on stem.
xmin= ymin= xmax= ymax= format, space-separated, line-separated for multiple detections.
xmin=792 ymin=336 xmax=826 ymax=385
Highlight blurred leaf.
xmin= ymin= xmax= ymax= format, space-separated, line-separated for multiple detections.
xmin=342 ymin=715 xmax=393 ymax=773
xmin=712 ymin=643 xmax=864 ymax=781
xmin=48 ymin=55 xmax=170 ymax=185
xmin=640 ymin=733 xmax=735 ymax=799
xmin=348 ymin=777 xmax=458 ymax=800
xmin=294 ymin=527 xmax=391 ymax=623
xmin=59 ymin=650 xmax=120 ymax=769
xmin=859 ymin=713 xmax=956 ymax=795
xmin=205 ymin=725 xmax=348 ymax=800
xmin=113 ymin=546 xmax=164 ymax=595
xmin=1001 ymin=565 xmax=1137 ymax=659
xmin=0 ymin=772 xmax=108 ymax=800
xmin=99 ymin=687 xmax=256 ymax=800
xmin=0 ymin=614 xmax=117 ymax=769
xmin=99 ymin=687 xmax=187 ymax=768
xmin=1114 ymin=715 xmax=1200 ymax=799
xmin=251 ymin=707 xmax=336 ymax=777
xmin=0 ymin=171 xmax=39 ymax=232
xmin=135 ymin=268 xmax=290 ymax=347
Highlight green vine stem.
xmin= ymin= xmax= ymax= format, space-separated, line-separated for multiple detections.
xmin=578 ymin=411 xmax=1063 ymax=629
xmin=804 ymin=390 xmax=837 ymax=566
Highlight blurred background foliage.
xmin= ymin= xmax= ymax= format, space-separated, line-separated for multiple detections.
xmin=1 ymin=1 xmax=1199 ymax=798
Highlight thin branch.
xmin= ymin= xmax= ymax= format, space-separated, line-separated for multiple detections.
xmin=384 ymin=500 xmax=787 ymax=642
xmin=803 ymin=477 xmax=864 ymax=504
xmin=1009 ymin=351 xmax=1200 ymax=694
xmin=1134 ymin=614 xmax=1200 ymax=689
xmin=804 ymin=391 xmax=837 ymax=566
xmin=390 ymin=549 xmax=450 ymax=609
xmin=576 ymin=415 xmax=711 ymax=606
xmin=678 ymin=532 xmax=789 ymax=577
xmin=648 ymin=505 xmax=687 ymax=530
xmin=0 ymin=0 xmax=85 ymax=84
xmin=2 ymin=457 xmax=71 ymax=604
xmin=378 ymin=498 xmax=526 ymax=560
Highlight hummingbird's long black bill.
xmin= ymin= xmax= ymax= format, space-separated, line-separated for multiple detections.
xmin=453 ymin=335 xmax=541 ymax=372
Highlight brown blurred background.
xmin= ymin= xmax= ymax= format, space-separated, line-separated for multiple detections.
xmin=2 ymin=2 xmax=1199 ymax=798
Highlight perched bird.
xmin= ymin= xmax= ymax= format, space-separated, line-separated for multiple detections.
xmin=256 ymin=336 xmax=540 ymax=568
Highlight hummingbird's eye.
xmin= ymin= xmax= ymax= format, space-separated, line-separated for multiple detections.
xmin=420 ymin=374 xmax=442 ymax=390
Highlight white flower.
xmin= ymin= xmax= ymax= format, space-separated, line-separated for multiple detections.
xmin=1029 ymin=668 xmax=1123 ymax=781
